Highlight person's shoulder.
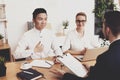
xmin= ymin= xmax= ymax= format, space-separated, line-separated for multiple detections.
xmin=43 ymin=29 xmax=55 ymax=38
xmin=44 ymin=29 xmax=54 ymax=35
xmin=23 ymin=29 xmax=34 ymax=37
xmin=84 ymin=31 xmax=93 ymax=38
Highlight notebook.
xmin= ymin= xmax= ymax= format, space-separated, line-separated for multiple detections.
xmin=17 ymin=68 xmax=43 ymax=80
xmin=57 ymin=53 xmax=88 ymax=77
xmin=76 ymin=47 xmax=108 ymax=62
xmin=30 ymin=60 xmax=54 ymax=68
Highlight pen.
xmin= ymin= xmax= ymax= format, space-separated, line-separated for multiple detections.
xmin=57 ymin=55 xmax=63 ymax=58
xmin=23 ymin=71 xmax=33 ymax=75
xmin=45 ymin=61 xmax=52 ymax=66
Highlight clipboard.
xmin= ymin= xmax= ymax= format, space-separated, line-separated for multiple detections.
xmin=57 ymin=53 xmax=88 ymax=77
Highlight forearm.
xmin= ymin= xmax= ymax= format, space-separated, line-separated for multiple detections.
xmin=14 ymin=48 xmax=33 ymax=59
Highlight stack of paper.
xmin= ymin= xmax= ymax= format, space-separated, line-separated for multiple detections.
xmin=30 ymin=60 xmax=54 ymax=68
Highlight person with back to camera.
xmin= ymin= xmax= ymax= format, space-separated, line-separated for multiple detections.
xmin=50 ymin=11 xmax=120 ymax=80
xmin=14 ymin=8 xmax=62 ymax=60
xmin=62 ymin=12 xmax=100 ymax=55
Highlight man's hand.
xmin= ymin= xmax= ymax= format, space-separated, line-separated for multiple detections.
xmin=83 ymin=63 xmax=90 ymax=71
xmin=34 ymin=41 xmax=44 ymax=53
xmin=52 ymin=56 xmax=60 ymax=64
xmin=50 ymin=68 xmax=65 ymax=78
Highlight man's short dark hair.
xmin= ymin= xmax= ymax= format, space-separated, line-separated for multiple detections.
xmin=32 ymin=8 xmax=47 ymax=19
xmin=104 ymin=11 xmax=120 ymax=37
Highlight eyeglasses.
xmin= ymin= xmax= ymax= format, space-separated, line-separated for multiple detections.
xmin=76 ymin=20 xmax=86 ymax=23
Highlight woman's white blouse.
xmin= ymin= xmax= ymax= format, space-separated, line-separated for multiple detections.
xmin=14 ymin=28 xmax=63 ymax=59
xmin=62 ymin=29 xmax=100 ymax=52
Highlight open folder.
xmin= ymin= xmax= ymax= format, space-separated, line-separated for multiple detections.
xmin=75 ymin=47 xmax=108 ymax=62
xmin=57 ymin=53 xmax=88 ymax=77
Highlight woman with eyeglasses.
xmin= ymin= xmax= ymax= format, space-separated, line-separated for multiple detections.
xmin=62 ymin=12 xmax=100 ymax=55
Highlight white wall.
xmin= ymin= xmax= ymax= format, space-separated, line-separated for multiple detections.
xmin=2 ymin=0 xmax=94 ymax=53
xmin=114 ymin=0 xmax=120 ymax=11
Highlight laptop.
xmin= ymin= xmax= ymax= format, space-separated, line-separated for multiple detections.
xmin=75 ymin=47 xmax=108 ymax=62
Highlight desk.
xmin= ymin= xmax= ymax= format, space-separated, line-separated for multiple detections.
xmin=0 ymin=58 xmax=96 ymax=80
xmin=0 ymin=62 xmax=61 ymax=80
xmin=0 ymin=44 xmax=11 ymax=62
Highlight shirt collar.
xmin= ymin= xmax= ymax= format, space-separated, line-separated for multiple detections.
xmin=33 ymin=27 xmax=46 ymax=33
xmin=74 ymin=29 xmax=86 ymax=37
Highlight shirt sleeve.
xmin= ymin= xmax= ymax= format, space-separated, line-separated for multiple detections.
xmin=14 ymin=35 xmax=33 ymax=59
xmin=90 ymin=36 xmax=101 ymax=48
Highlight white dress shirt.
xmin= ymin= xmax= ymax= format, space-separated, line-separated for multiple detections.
xmin=62 ymin=29 xmax=100 ymax=52
xmin=14 ymin=28 xmax=63 ymax=59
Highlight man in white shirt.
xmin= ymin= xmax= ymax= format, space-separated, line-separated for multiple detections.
xmin=14 ymin=8 xmax=63 ymax=59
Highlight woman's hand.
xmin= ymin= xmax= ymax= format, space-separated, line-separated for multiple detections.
xmin=63 ymin=48 xmax=87 ymax=55
xmin=81 ymin=48 xmax=87 ymax=55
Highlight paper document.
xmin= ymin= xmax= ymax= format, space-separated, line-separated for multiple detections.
xmin=30 ymin=60 xmax=54 ymax=68
xmin=57 ymin=53 xmax=88 ymax=77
